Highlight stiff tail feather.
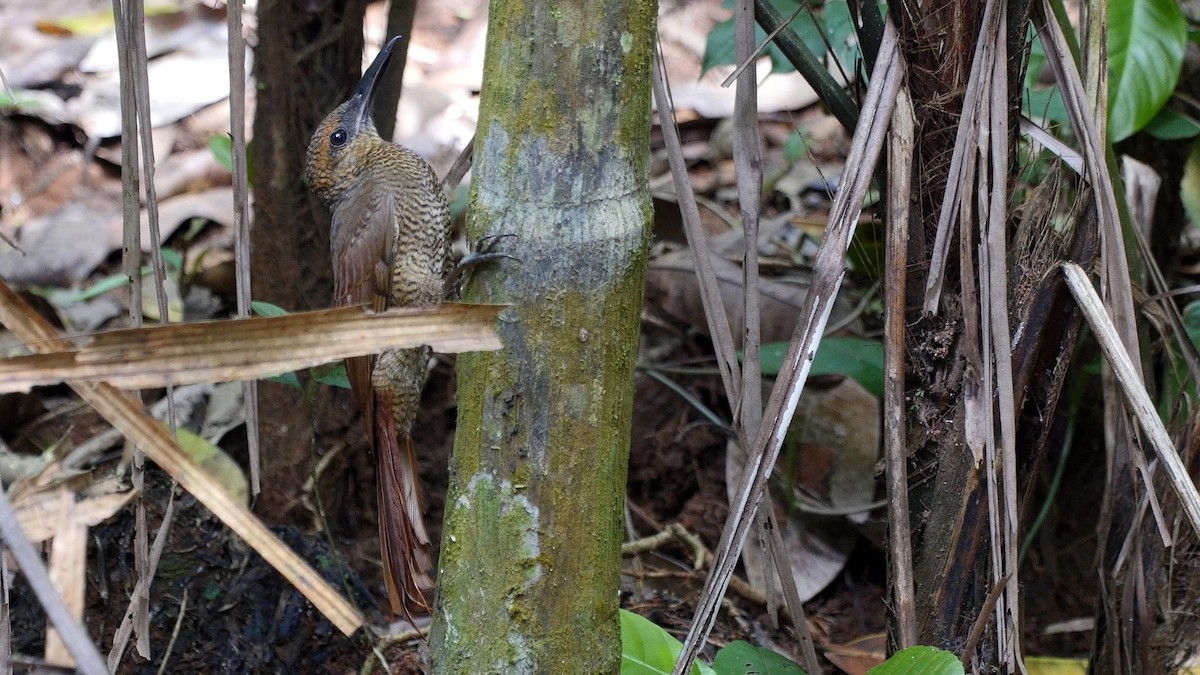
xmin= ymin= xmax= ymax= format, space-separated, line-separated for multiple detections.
xmin=374 ymin=395 xmax=435 ymax=616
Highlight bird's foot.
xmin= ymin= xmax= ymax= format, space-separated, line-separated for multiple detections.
xmin=443 ymin=233 xmax=520 ymax=298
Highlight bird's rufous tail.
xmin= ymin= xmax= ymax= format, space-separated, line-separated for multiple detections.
xmin=374 ymin=395 xmax=434 ymax=617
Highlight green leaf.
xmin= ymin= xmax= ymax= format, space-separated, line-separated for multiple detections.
xmin=783 ymin=127 xmax=811 ymax=163
xmin=712 ymin=641 xmax=807 ymax=674
xmin=1163 ymin=300 xmax=1200 ymax=415
xmin=312 ymin=362 xmax=351 ymax=389
xmin=37 ymin=268 xmax=141 ymax=306
xmin=209 ymin=134 xmax=233 ymax=173
xmin=160 ymin=247 xmax=184 ymax=273
xmin=263 ymin=371 xmax=303 ymax=391
xmin=702 ymin=0 xmax=812 ymax=74
xmin=448 ymin=183 xmax=471 ymax=224
xmin=208 ymin=133 xmax=253 ymax=184
xmin=1107 ymin=0 xmax=1187 ymax=142
xmin=251 ymin=300 xmax=290 ymax=317
xmin=1143 ymin=107 xmax=1200 ymax=140
xmin=620 ymin=610 xmax=715 ymax=675
xmin=173 ymin=427 xmax=249 ymax=507
xmin=1023 ymin=84 xmax=1070 ymax=128
xmin=759 ymin=337 xmax=885 ymax=399
xmin=822 ymin=1 xmax=859 ymax=78
xmin=0 ymin=90 xmax=42 ymax=111
xmin=867 ymin=646 xmax=963 ymax=675
xmin=251 ymin=299 xmax=302 ymax=389
xmin=1183 ymin=300 xmax=1200 ymax=348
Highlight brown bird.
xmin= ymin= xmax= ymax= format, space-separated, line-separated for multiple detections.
xmin=304 ymin=36 xmax=448 ymax=617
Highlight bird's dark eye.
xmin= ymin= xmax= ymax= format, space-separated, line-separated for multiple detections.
xmin=330 ymin=128 xmax=348 ymax=147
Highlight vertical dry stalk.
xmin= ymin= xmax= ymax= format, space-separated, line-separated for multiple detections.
xmin=224 ymin=0 xmax=261 ymax=495
xmin=673 ymin=22 xmax=904 ymax=673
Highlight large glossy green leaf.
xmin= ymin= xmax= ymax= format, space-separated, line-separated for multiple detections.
xmin=821 ymin=0 xmax=859 ymax=78
xmin=867 ymin=646 xmax=963 ymax=675
xmin=1108 ymin=0 xmax=1187 ymax=142
xmin=620 ymin=610 xmax=716 ymax=675
xmin=1143 ymin=107 xmax=1200 ymax=140
xmin=759 ymin=336 xmax=884 ymax=399
xmin=702 ymin=0 xmax=810 ymax=74
xmin=701 ymin=0 xmax=864 ymax=78
xmin=712 ymin=641 xmax=807 ymax=674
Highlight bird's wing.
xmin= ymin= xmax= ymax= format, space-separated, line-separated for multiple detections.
xmin=331 ymin=181 xmax=396 ymax=311
xmin=330 ymin=180 xmax=397 ymax=427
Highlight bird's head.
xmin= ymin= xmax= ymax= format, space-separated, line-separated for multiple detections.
xmin=305 ymin=36 xmax=400 ymax=207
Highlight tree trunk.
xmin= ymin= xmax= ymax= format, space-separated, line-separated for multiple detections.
xmin=894 ymin=0 xmax=1093 ymax=663
xmin=250 ymin=1 xmax=369 ymax=523
xmin=428 ymin=0 xmax=656 ymax=671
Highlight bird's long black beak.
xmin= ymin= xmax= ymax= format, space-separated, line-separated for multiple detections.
xmin=350 ymin=35 xmax=401 ymax=132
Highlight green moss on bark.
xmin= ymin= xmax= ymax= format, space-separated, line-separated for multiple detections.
xmin=429 ymin=1 xmax=654 ymax=669
xmin=433 ymin=474 xmax=541 ymax=670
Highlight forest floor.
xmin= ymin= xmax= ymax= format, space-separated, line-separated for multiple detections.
xmin=0 ymin=0 xmax=1103 ymax=672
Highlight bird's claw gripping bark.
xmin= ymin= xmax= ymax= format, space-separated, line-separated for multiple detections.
xmin=443 ymin=233 xmax=521 ymax=298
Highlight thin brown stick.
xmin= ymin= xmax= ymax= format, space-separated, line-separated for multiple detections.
xmin=960 ymin=573 xmax=1013 ymax=668
xmin=107 ymin=492 xmax=175 ymax=670
xmin=109 ymin=0 xmax=154 ymax=658
xmin=224 ymin=0 xmax=261 ymax=497
xmin=154 ymin=587 xmax=187 ymax=675
xmin=729 ymin=2 xmax=820 ymax=671
xmin=884 ymin=85 xmax=917 ymax=649
xmin=651 ymin=50 xmax=743 ymax=409
xmin=127 ymin=0 xmax=170 ymax=330
xmin=761 ymin=501 xmax=821 ymax=675
xmin=442 ymin=135 xmax=475 ymax=193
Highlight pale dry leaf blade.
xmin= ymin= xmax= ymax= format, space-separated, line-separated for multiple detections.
xmin=14 ymin=489 xmax=137 ymax=544
xmin=1019 ymin=116 xmax=1083 ymax=173
xmin=922 ymin=0 xmax=998 ymax=315
xmin=44 ymin=493 xmax=88 ymax=669
xmin=980 ymin=11 xmax=1022 ymax=664
xmin=0 ymin=304 xmax=503 ymax=392
xmin=1062 ymin=262 xmax=1200 ymax=539
xmin=0 ymin=279 xmax=363 ymax=635
xmin=1035 ymin=0 xmax=1139 ymax=357
xmin=733 ymin=0 xmax=763 ymax=436
xmin=0 ymin=488 xmax=108 ymax=675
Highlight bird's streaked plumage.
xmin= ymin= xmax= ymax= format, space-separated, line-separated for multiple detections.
xmin=304 ymin=36 xmax=449 ymax=616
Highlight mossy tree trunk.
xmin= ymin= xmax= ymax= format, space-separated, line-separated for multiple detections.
xmin=428 ymin=0 xmax=655 ymax=671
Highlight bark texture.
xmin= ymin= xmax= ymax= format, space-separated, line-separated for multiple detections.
xmin=428 ymin=0 xmax=656 ymax=671
xmin=250 ymin=0 xmax=370 ymax=523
